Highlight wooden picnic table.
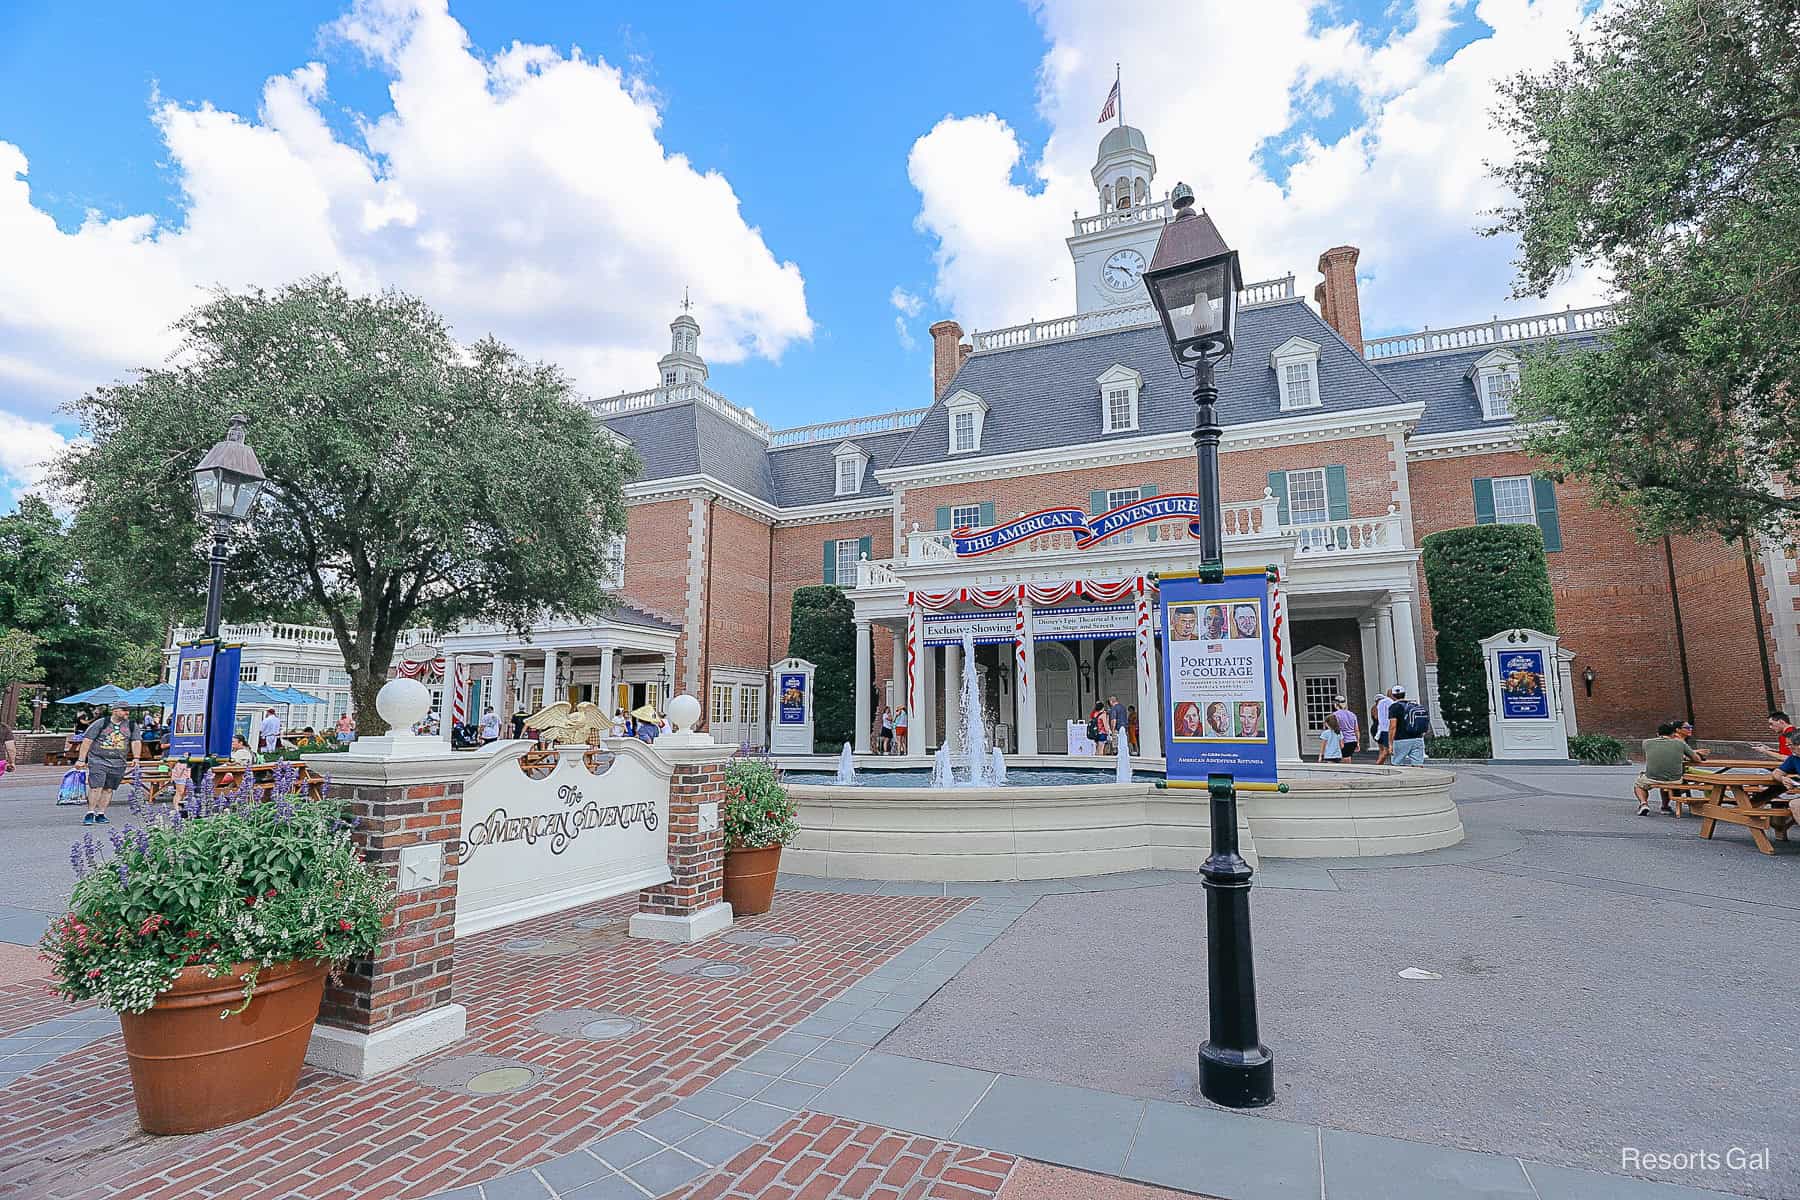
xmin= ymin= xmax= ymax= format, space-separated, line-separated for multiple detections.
xmin=129 ymin=760 xmax=328 ymax=806
xmin=1678 ymin=765 xmax=1795 ymax=855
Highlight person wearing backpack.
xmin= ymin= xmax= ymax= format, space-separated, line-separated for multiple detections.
xmin=1385 ymin=686 xmax=1430 ymax=766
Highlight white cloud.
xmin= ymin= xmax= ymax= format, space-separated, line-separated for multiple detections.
xmin=0 ymin=0 xmax=811 ymax=422
xmin=893 ymin=316 xmax=917 ymax=352
xmin=906 ymin=0 xmax=1611 ymax=336
xmin=0 ymin=411 xmax=70 ymax=505
xmin=889 ymin=287 xmax=924 ymax=318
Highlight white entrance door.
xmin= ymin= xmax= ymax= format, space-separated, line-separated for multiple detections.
xmin=1034 ymin=643 xmax=1077 ymax=753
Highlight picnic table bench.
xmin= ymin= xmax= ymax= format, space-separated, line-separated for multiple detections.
xmin=1678 ymin=764 xmax=1796 ymax=855
xmin=127 ymin=760 xmax=328 ymax=806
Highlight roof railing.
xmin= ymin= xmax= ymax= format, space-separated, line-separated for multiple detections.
xmin=968 ymin=276 xmax=1296 ymax=354
xmin=1364 ymin=304 xmax=1616 ymax=361
xmin=768 ymin=407 xmax=932 ymax=448
xmin=586 ymin=381 xmax=772 ymax=439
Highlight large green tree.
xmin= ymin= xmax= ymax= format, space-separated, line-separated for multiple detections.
xmin=1487 ymin=0 xmax=1800 ymax=542
xmin=55 ymin=277 xmax=637 ymax=733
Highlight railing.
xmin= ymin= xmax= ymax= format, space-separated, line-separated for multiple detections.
xmin=169 ymin=622 xmax=396 ymax=649
xmin=1364 ymin=305 xmax=1616 ymax=361
xmin=1071 ymin=197 xmax=1172 ymax=237
xmin=969 ymin=277 xmax=1299 ymax=354
xmin=586 ymin=381 xmax=772 ymax=439
xmin=855 ymin=557 xmax=905 ymax=590
xmin=1291 ymin=508 xmax=1406 ymax=555
xmin=769 ymin=407 xmax=931 ymax=448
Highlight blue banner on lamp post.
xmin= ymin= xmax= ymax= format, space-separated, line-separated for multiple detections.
xmin=206 ymin=645 xmax=242 ymax=757
xmin=168 ymin=643 xmax=216 ymax=759
xmin=1159 ymin=569 xmax=1279 ymax=785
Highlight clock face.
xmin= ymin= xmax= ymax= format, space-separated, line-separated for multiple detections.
xmin=1102 ymin=249 xmax=1146 ymax=292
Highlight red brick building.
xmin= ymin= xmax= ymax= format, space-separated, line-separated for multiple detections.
xmin=447 ymin=124 xmax=1793 ymax=755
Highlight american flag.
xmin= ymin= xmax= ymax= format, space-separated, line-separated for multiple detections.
xmin=1097 ymin=79 xmax=1120 ymax=124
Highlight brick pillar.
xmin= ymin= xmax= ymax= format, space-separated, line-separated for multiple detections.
xmin=303 ymin=751 xmax=470 ymax=1078
xmin=1314 ymin=245 xmax=1364 ymax=354
xmin=631 ymin=743 xmax=737 ymax=943
xmin=929 ymin=320 xmax=965 ymax=400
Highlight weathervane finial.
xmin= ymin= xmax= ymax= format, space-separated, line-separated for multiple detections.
xmin=681 ymin=287 xmax=692 ymax=313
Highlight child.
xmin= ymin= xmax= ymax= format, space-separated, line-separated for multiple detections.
xmin=1319 ymin=712 xmax=1345 ymax=763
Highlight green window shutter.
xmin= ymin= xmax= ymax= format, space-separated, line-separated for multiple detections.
xmin=1324 ymin=465 xmax=1350 ymax=520
xmin=979 ymin=502 xmax=995 ymax=527
xmin=1531 ymin=476 xmax=1562 ymax=552
xmin=857 ymin=535 xmax=873 ymax=563
xmin=1267 ymin=471 xmax=1289 ymax=524
xmin=822 ymin=539 xmax=836 ymax=586
xmin=1473 ymin=477 xmax=1496 ymax=525
xmin=1091 ymin=490 xmax=1110 ymax=516
xmin=935 ymin=506 xmax=950 ymax=531
xmin=1141 ymin=485 xmax=1159 ymax=540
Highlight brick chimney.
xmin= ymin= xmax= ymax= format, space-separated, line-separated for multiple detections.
xmin=930 ymin=320 xmax=964 ymax=400
xmin=1314 ymin=246 xmax=1364 ymax=355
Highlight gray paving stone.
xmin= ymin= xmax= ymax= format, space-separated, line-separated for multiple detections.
xmin=720 ymin=1099 xmax=795 ymax=1136
xmin=563 ymin=1175 xmax=649 ymax=1200
xmin=829 ymin=1022 xmax=890 ymax=1047
xmin=1521 ymin=1161 xmax=1743 ymax=1199
xmin=783 ymin=1056 xmax=852 ymax=1086
xmin=631 ymin=1107 xmax=708 ymax=1146
xmin=1122 ymin=1100 xmax=1320 ymax=1200
xmin=810 ymin=1039 xmax=865 ymax=1064
xmin=588 ymin=1128 xmax=664 ymax=1170
xmin=1321 ymin=1127 xmax=1534 ymax=1200
xmin=767 ymin=1032 xmax=826 ymax=1056
xmin=789 ymin=1014 xmax=848 ymax=1038
xmin=709 ymin=1068 xmax=776 ymax=1099
xmin=426 ymin=1187 xmax=482 ymax=1200
xmin=533 ymin=1150 xmax=613 ymax=1193
xmin=621 ymin=1150 xmax=706 ymax=1196
xmin=678 ymin=1122 xmax=759 ymax=1167
xmin=951 ymin=1074 xmax=1146 ymax=1175
xmin=476 ymin=1170 xmax=554 ymax=1200
xmin=738 ymin=1048 xmax=805 ymax=1076
xmin=674 ymin=1089 xmax=743 ymax=1121
xmin=811 ymin=1051 xmax=995 ymax=1139
xmin=756 ymin=1079 xmax=825 ymax=1109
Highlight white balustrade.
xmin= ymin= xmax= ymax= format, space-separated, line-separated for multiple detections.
xmin=585 ymin=381 xmax=772 ymax=439
xmin=1289 ymin=508 xmax=1406 ymax=556
xmin=856 ymin=557 xmax=904 ymax=590
xmin=969 ymin=277 xmax=1297 ymax=355
xmin=768 ymin=407 xmax=930 ymax=448
xmin=1364 ymin=304 xmax=1615 ymax=361
xmin=1069 ymin=197 xmax=1172 ymax=236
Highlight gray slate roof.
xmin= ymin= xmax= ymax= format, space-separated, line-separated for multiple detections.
xmin=610 ymin=599 xmax=679 ymax=631
xmin=1370 ymin=333 xmax=1601 ymax=435
xmin=600 ymin=401 xmax=775 ymax=504
xmin=885 ymin=299 xmax=1410 ymax=469
xmin=766 ymin=428 xmax=914 ymax=507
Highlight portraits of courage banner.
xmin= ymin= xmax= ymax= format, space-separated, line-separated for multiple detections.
xmin=1159 ymin=570 xmax=1279 ymax=785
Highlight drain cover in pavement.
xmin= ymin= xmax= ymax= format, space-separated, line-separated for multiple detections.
xmin=695 ymin=962 xmax=745 ymax=979
xmin=415 ymin=1054 xmax=541 ymax=1095
xmin=657 ymin=957 xmax=747 ymax=979
xmin=721 ymin=931 xmax=801 ymax=949
xmin=532 ymin=1009 xmax=646 ymax=1040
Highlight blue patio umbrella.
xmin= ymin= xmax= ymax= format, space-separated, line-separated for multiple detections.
xmin=56 ymin=684 xmax=137 ymax=706
xmin=125 ymin=683 xmax=177 ymax=707
xmin=271 ymin=686 xmax=329 ymax=706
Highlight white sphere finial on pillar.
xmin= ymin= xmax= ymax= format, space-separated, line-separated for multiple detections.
xmin=377 ymin=677 xmax=431 ymax=732
xmin=666 ymin=694 xmax=701 ymax=735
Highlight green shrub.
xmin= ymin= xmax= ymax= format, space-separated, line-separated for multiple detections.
xmin=1424 ymin=734 xmax=1491 ymax=760
xmin=1569 ymin=733 xmax=1627 ymax=765
xmin=788 ymin=586 xmax=855 ymax=751
xmin=722 ymin=758 xmax=799 ymax=850
xmin=1421 ymin=525 xmax=1556 ymax=736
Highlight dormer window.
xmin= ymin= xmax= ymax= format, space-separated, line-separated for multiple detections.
xmin=832 ymin=441 xmax=870 ymax=496
xmin=1096 ymin=363 xmax=1142 ymax=434
xmin=1470 ymin=350 xmax=1523 ymax=421
xmin=944 ymin=390 xmax=988 ymax=455
xmin=1271 ymin=336 xmax=1323 ymax=411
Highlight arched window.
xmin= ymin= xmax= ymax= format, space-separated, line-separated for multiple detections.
xmin=1101 ymin=184 xmax=1113 ymax=210
xmin=1134 ymin=178 xmax=1149 ymax=205
xmin=1115 ymin=176 xmax=1132 ymax=208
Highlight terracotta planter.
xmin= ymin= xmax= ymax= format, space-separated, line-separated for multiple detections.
xmin=118 ymin=958 xmax=330 ymax=1135
xmin=722 ymin=844 xmax=783 ymax=916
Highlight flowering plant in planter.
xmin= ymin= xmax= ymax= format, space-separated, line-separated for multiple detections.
xmin=40 ymin=763 xmax=390 ymax=1015
xmin=721 ymin=757 xmax=799 ymax=850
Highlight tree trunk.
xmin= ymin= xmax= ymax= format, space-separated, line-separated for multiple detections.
xmin=350 ymin=667 xmax=389 ymax=737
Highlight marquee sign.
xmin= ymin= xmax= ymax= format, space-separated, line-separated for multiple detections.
xmin=951 ymin=496 xmax=1206 ymax=557
xmin=922 ymin=603 xmax=1151 ymax=646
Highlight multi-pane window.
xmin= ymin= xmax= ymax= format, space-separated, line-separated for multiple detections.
xmin=1492 ymin=475 xmax=1536 ymax=525
xmin=739 ymin=686 xmax=762 ymax=726
xmin=1286 ymin=468 xmax=1329 ymax=526
xmin=1283 ymin=362 xmax=1317 ymax=408
xmin=836 ymin=457 xmax=859 ymax=495
xmin=1302 ymin=676 xmax=1338 ymax=734
xmin=834 ymin=538 xmax=861 ymax=585
xmin=952 ymin=410 xmax=977 ymax=452
xmin=602 ymin=533 xmax=626 ymax=588
xmin=1481 ymin=371 xmax=1519 ymax=420
xmin=1105 ymin=387 xmax=1134 ymax=432
xmin=239 ymin=665 xmax=259 ymax=682
xmin=1104 ymin=488 xmax=1140 ymax=514
xmin=273 ymin=665 xmax=321 ymax=684
xmin=710 ymin=683 xmax=733 ymax=727
xmin=950 ymin=504 xmax=982 ymax=530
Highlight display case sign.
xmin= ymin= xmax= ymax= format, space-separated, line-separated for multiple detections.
xmin=168 ymin=643 xmax=216 ymax=758
xmin=1159 ymin=570 xmax=1278 ymax=785
xmin=1495 ymin=649 xmax=1550 ymax=720
xmin=777 ymin=673 xmax=807 ymax=725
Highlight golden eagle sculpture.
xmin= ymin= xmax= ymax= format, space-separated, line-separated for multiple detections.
xmin=522 ymin=700 xmax=609 ymax=746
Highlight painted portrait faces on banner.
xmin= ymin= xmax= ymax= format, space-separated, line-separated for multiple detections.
xmin=1160 ymin=571 xmax=1278 ymax=784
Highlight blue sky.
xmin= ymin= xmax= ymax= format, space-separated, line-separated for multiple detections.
xmin=0 ymin=0 xmax=1603 ymax=509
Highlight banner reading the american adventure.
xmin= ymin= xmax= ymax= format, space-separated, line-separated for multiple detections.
xmin=168 ymin=642 xmax=216 ymax=758
xmin=1159 ymin=569 xmax=1278 ymax=785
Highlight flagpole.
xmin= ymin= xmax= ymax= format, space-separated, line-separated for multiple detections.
xmin=1116 ymin=63 xmax=1123 ymax=128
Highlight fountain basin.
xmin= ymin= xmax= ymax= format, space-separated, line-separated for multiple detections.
xmin=778 ymin=759 xmax=1461 ymax=882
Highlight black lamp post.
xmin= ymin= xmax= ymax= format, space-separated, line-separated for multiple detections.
xmin=191 ymin=415 xmax=267 ymax=640
xmin=1144 ymin=184 xmax=1274 ymax=1109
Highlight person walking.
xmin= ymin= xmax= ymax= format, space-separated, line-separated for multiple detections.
xmin=894 ymin=705 xmax=908 ymax=755
xmin=479 ymin=707 xmax=500 ymax=746
xmin=1635 ymin=721 xmax=1702 ymax=816
xmin=336 ymin=711 xmax=355 ymax=745
xmin=1126 ymin=704 xmax=1140 ymax=755
xmin=1318 ymin=711 xmax=1345 ymax=763
xmin=1088 ymin=702 xmax=1111 ymax=755
xmin=1384 ymin=687 xmax=1429 ymax=766
xmin=74 ymin=703 xmax=140 ymax=825
xmin=1373 ymin=689 xmax=1397 ymax=765
xmin=878 ymin=706 xmax=894 ymax=755
xmin=1107 ymin=694 xmax=1128 ymax=753
xmin=1332 ymin=696 xmax=1360 ymax=760
xmin=256 ymin=708 xmax=282 ymax=757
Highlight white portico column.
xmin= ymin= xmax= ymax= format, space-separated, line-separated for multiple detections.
xmin=1272 ymin=608 xmax=1301 ymax=764
xmin=437 ymin=653 xmax=458 ymax=742
xmin=920 ymin=645 xmax=937 ymax=753
xmin=1016 ymin=602 xmax=1040 ymax=755
xmin=1132 ymin=592 xmax=1161 ymax=758
xmin=596 ymin=647 xmax=616 ymax=719
xmin=944 ymin=641 xmax=963 ymax=753
xmin=542 ymin=649 xmax=559 ymax=710
xmin=903 ymin=608 xmax=922 ymax=756
xmin=1357 ymin=615 xmax=1381 ymax=712
xmin=1373 ymin=604 xmax=1396 ymax=694
xmin=1389 ymin=591 xmax=1422 ymax=700
xmin=489 ymin=652 xmax=506 ymax=719
xmin=854 ymin=620 xmax=873 ymax=753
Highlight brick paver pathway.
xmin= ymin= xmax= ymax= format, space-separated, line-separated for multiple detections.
xmin=0 ymin=889 xmax=972 ymax=1200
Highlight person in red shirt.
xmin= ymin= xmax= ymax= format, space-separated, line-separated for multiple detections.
xmin=1759 ymin=711 xmax=1795 ymax=759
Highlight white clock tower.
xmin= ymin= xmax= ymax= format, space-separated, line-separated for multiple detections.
xmin=1066 ymin=124 xmax=1166 ymax=314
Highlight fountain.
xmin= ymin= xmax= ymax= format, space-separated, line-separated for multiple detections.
xmin=956 ymin=631 xmax=1001 ymax=786
xmin=1115 ymin=738 xmax=1131 ymax=784
xmin=990 ymin=747 xmax=1007 ymax=785
xmin=835 ymin=743 xmax=857 ymax=785
xmin=930 ymin=744 xmax=954 ymax=788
